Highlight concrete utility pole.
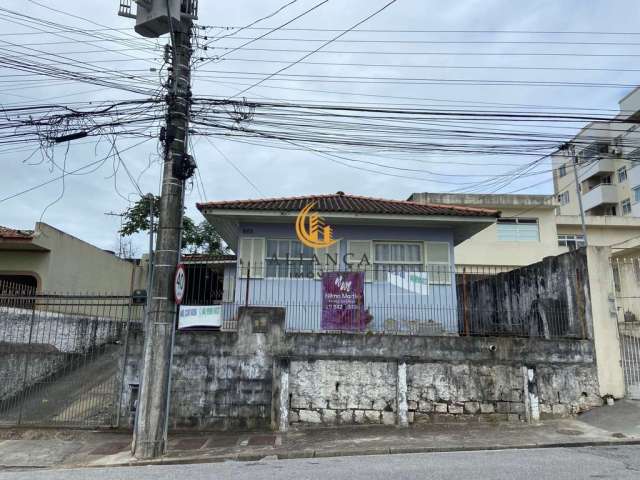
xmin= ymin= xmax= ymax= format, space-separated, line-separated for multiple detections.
xmin=119 ymin=0 xmax=197 ymax=459
xmin=569 ymin=144 xmax=589 ymax=246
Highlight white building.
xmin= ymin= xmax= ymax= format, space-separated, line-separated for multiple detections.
xmin=552 ymin=87 xmax=640 ymax=224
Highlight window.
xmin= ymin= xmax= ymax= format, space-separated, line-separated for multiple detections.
xmin=621 ymin=198 xmax=632 ymax=216
xmin=238 ymin=237 xmax=265 ymax=278
xmin=558 ymin=234 xmax=586 ymax=251
xmin=558 ymin=164 xmax=567 ymax=177
xmin=373 ymin=241 xmax=423 ymax=281
xmin=634 ymin=258 xmax=640 ymax=283
xmin=557 ymin=191 xmax=570 ymax=205
xmin=604 ymin=205 xmax=617 ymax=216
xmin=265 ymin=239 xmax=314 ymax=278
xmin=425 ymin=242 xmax=452 ymax=284
xmin=599 ymin=175 xmax=612 ymax=185
xmin=617 ymin=166 xmax=628 ymax=183
xmin=497 ymin=218 xmax=540 ymax=242
xmin=634 ymin=186 xmax=640 ymax=203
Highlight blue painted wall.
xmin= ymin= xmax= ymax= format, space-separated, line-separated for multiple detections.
xmin=233 ymin=222 xmax=459 ymax=333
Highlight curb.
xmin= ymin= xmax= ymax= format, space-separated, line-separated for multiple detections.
xmin=32 ymin=437 xmax=639 ymax=470
xmin=4 ymin=438 xmax=639 ymax=471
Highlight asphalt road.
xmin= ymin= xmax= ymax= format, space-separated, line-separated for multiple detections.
xmin=1 ymin=445 xmax=639 ymax=480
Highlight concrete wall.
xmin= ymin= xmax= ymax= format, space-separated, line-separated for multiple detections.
xmin=122 ymin=305 xmax=602 ymax=430
xmin=586 ymin=246 xmax=626 ymax=398
xmin=460 ymin=249 xmax=591 ymax=338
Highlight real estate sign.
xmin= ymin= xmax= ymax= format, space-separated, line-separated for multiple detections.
xmin=321 ymin=271 xmax=365 ymax=331
xmin=178 ymin=305 xmax=222 ymax=329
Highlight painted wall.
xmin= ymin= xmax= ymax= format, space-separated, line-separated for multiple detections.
xmin=454 ymin=205 xmax=561 ymax=268
xmin=0 ymin=223 xmax=136 ymax=294
xmin=234 ymin=222 xmax=458 ymax=333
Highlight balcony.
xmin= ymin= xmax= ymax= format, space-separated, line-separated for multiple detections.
xmin=578 ymin=157 xmax=616 ymax=182
xmin=582 ymin=183 xmax=618 ymax=213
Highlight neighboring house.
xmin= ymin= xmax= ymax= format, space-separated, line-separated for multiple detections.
xmin=550 ymin=86 xmax=640 ymax=250
xmin=0 ymin=222 xmax=138 ymax=294
xmin=197 ymin=192 xmax=499 ymax=333
xmin=408 ymin=193 xmax=561 ymax=270
xmin=409 ymin=191 xmax=640 ymax=270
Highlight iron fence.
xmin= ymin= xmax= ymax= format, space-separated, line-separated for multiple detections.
xmin=182 ymin=259 xmax=585 ymax=338
xmin=610 ymin=254 xmax=640 ymax=398
xmin=0 ymin=287 xmax=143 ymax=428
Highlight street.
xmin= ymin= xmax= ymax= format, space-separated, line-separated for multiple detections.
xmin=1 ymin=446 xmax=639 ymax=480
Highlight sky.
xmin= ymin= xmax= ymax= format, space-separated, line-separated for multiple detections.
xmin=1 ymin=0 xmax=639 ymax=254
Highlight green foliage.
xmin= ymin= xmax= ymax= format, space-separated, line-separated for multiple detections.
xmin=119 ymin=196 xmax=228 ymax=255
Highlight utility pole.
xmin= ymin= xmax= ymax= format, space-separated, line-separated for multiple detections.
xmin=567 ymin=143 xmax=589 ymax=246
xmin=119 ymin=0 xmax=197 ymax=459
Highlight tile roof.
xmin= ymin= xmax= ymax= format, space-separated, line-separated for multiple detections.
xmin=0 ymin=226 xmax=34 ymax=240
xmin=197 ymin=193 xmax=499 ymax=218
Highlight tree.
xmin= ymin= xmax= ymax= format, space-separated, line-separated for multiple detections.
xmin=119 ymin=196 xmax=228 ymax=255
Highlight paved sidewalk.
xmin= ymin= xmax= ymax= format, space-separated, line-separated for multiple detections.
xmin=1 ymin=403 xmax=639 ymax=470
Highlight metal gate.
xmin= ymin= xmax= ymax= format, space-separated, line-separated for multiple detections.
xmin=0 ymin=283 xmax=143 ymax=427
xmin=611 ymin=256 xmax=640 ymax=399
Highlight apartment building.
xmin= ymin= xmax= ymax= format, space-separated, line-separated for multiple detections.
xmin=552 ymin=87 xmax=640 ymax=224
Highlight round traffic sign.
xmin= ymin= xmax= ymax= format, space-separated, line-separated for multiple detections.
xmin=174 ymin=263 xmax=186 ymax=305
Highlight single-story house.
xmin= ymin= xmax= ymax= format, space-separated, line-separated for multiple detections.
xmin=196 ymin=192 xmax=499 ymax=333
xmin=0 ymin=222 xmax=139 ymax=294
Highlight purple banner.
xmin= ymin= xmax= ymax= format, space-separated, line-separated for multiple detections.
xmin=321 ymin=271 xmax=366 ymax=331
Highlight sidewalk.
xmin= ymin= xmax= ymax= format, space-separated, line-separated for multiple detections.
xmin=1 ymin=402 xmax=639 ymax=470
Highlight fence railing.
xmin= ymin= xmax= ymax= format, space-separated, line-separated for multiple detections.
xmin=181 ymin=259 xmax=585 ymax=338
xmin=0 ymin=290 xmax=143 ymax=427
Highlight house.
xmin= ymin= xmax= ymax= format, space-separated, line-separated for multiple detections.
xmin=409 ymin=192 xmax=640 ymax=271
xmin=197 ymin=192 xmax=499 ymax=333
xmin=0 ymin=222 xmax=139 ymax=294
xmin=408 ymin=193 xmax=562 ymax=270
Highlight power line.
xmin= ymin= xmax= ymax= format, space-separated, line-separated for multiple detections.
xmin=227 ymin=0 xmax=399 ymax=99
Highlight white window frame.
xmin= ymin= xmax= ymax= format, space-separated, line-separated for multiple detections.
xmin=634 ymin=186 xmax=640 ymax=204
xmin=617 ymin=166 xmax=628 ymax=183
xmin=558 ymin=234 xmax=585 ymax=251
xmin=372 ymin=241 xmax=424 ymax=282
xmin=425 ymin=241 xmax=452 ymax=285
xmin=558 ymin=164 xmax=567 ymax=178
xmin=264 ymin=238 xmax=315 ymax=279
xmin=496 ymin=218 xmax=540 ymax=242
xmin=621 ymin=198 xmax=632 ymax=216
xmin=238 ymin=237 xmax=265 ymax=278
xmin=557 ymin=191 xmax=570 ymax=205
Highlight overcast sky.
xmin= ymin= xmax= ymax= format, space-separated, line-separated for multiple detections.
xmin=1 ymin=0 xmax=638 ymax=254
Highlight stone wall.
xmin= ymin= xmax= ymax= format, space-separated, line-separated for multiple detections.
xmin=284 ymin=335 xmax=601 ymax=427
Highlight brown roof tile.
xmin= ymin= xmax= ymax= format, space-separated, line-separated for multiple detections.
xmin=0 ymin=226 xmax=34 ymax=240
xmin=197 ymin=193 xmax=499 ymax=218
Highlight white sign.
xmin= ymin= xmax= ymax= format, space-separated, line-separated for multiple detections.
xmin=174 ymin=263 xmax=186 ymax=305
xmin=178 ymin=305 xmax=222 ymax=329
xmin=387 ymin=272 xmax=429 ymax=295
